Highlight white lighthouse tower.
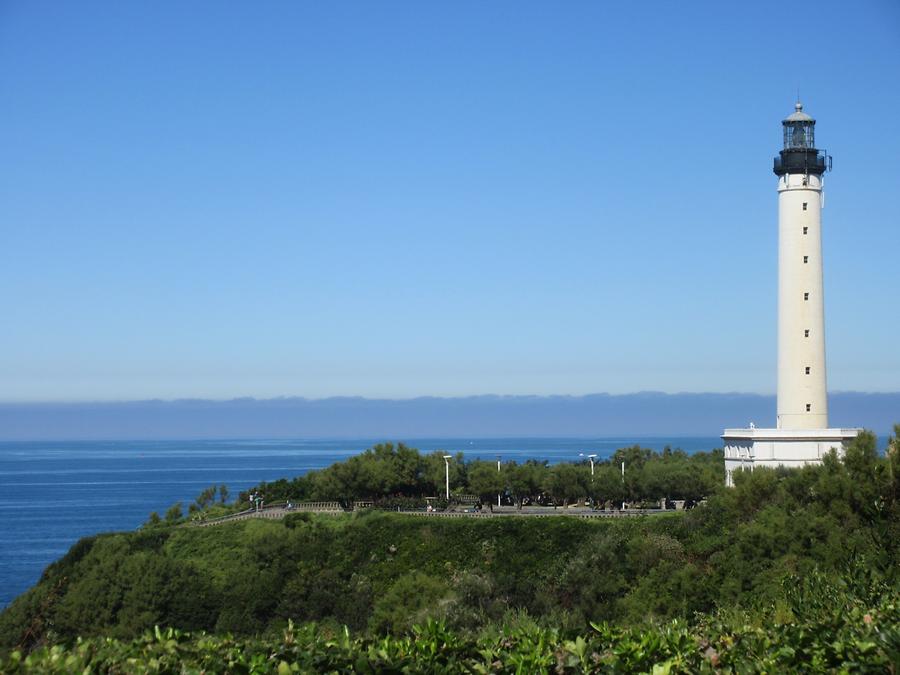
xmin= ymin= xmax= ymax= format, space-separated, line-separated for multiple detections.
xmin=722 ymin=103 xmax=858 ymax=486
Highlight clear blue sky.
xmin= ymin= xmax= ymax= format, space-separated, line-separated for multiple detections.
xmin=1 ymin=1 xmax=898 ymax=402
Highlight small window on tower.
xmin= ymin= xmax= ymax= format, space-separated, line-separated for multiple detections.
xmin=803 ymin=226 xmax=809 ymax=234
xmin=804 ymin=329 xmax=810 ymax=337
xmin=806 ymin=404 xmax=812 ymax=412
xmin=804 ymin=292 xmax=809 ymax=300
xmin=803 ymin=255 xmax=809 ymax=263
xmin=805 ymin=367 xmax=811 ymax=375
xmin=802 ymin=202 xmax=808 ymax=211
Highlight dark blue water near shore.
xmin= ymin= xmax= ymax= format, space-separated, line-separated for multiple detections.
xmin=0 ymin=437 xmax=718 ymax=608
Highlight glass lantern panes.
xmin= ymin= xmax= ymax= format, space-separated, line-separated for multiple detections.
xmin=784 ymin=121 xmax=815 ymax=149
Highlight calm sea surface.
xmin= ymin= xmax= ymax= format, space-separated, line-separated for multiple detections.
xmin=0 ymin=437 xmax=719 ymax=607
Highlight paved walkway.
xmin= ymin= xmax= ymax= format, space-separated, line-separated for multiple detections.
xmin=191 ymin=501 xmax=343 ymax=527
xmin=190 ymin=503 xmax=670 ymax=527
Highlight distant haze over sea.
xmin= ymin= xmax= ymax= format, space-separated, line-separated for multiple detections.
xmin=1 ymin=392 xmax=897 ymax=440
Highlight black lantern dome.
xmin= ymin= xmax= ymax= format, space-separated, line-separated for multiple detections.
xmin=773 ymin=102 xmax=831 ymax=176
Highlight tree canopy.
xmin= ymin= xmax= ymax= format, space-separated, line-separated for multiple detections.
xmin=241 ymin=442 xmax=725 ymax=508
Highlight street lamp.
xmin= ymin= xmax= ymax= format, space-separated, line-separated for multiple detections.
xmin=443 ymin=455 xmax=452 ymax=500
xmin=496 ymin=454 xmax=502 ymax=507
xmin=578 ymin=453 xmax=597 ymax=477
xmin=621 ymin=461 xmax=626 ymax=511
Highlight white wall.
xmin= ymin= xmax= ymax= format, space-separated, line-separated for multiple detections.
xmin=777 ymin=173 xmax=828 ymax=429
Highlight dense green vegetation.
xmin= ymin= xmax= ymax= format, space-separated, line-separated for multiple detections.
xmin=242 ymin=442 xmax=724 ymax=509
xmin=1 ymin=429 xmax=897 ymax=671
xmin=3 ymin=578 xmax=898 ymax=674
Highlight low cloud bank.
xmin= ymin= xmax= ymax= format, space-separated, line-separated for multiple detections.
xmin=0 ymin=392 xmax=896 ymax=440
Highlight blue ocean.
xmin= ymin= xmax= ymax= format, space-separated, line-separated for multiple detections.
xmin=0 ymin=437 xmax=719 ymax=608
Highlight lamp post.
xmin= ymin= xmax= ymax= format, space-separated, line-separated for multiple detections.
xmin=497 ymin=454 xmax=502 ymax=507
xmin=580 ymin=453 xmax=598 ymax=508
xmin=621 ymin=461 xmax=626 ymax=511
xmin=443 ymin=455 xmax=452 ymax=500
xmin=578 ymin=453 xmax=597 ymax=477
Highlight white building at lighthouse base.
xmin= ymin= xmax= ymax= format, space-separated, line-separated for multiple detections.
xmin=722 ymin=427 xmax=859 ymax=487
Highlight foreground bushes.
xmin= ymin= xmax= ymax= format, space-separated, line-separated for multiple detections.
xmin=3 ymin=587 xmax=898 ymax=674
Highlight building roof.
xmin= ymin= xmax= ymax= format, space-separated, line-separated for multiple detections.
xmin=784 ymin=102 xmax=814 ymax=123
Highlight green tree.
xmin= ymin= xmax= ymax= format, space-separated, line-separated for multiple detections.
xmin=164 ymin=502 xmax=183 ymax=524
xmin=841 ymin=430 xmax=882 ymax=518
xmin=466 ymin=461 xmax=504 ymax=505
xmin=843 ymin=430 xmax=879 ymax=480
xmin=369 ymin=572 xmax=452 ymax=634
xmin=544 ymin=463 xmax=586 ymax=507
xmin=610 ymin=445 xmax=653 ymax=472
xmin=508 ymin=460 xmax=547 ymax=507
xmin=420 ymin=451 xmax=464 ymax=498
xmin=592 ymin=464 xmax=625 ymax=506
xmin=194 ymin=486 xmax=217 ymax=510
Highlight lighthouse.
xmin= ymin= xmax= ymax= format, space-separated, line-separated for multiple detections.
xmin=776 ymin=102 xmax=829 ymax=430
xmin=722 ymin=103 xmax=858 ymax=486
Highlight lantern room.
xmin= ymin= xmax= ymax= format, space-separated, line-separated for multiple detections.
xmin=783 ymin=103 xmax=816 ymax=149
xmin=774 ymin=102 xmax=830 ymax=176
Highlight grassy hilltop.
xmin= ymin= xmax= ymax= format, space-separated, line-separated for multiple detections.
xmin=1 ymin=430 xmax=899 ymax=672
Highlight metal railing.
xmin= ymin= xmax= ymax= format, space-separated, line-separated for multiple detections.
xmin=188 ymin=502 xmax=674 ymax=527
xmin=774 ymin=149 xmax=830 ymax=175
xmin=189 ymin=500 xmax=345 ymax=527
